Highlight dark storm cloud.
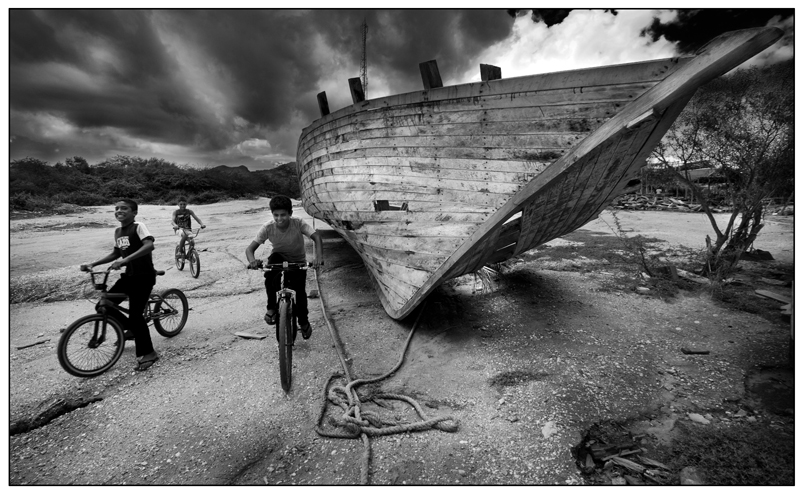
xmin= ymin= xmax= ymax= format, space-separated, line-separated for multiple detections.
xmin=10 ymin=10 xmax=219 ymax=149
xmin=641 ymin=9 xmax=794 ymax=53
xmin=10 ymin=10 xmax=514 ymax=162
xmin=359 ymin=10 xmax=514 ymax=92
xmin=156 ymin=10 xmax=323 ymax=131
xmin=8 ymin=9 xmax=792 ymax=169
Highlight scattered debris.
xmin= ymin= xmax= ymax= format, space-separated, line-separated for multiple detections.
xmin=16 ymin=339 xmax=50 ymax=350
xmin=676 ymin=268 xmax=710 ymax=285
xmin=680 ymin=348 xmax=710 ymax=355
xmin=687 ymin=413 xmax=710 ymax=425
xmin=234 ymin=332 xmax=267 ymax=340
xmin=679 ymin=466 xmax=705 ymax=485
xmin=740 ymin=249 xmax=774 ymax=261
xmin=612 ymin=194 xmax=717 ymax=213
xmin=754 ymin=290 xmax=791 ymax=304
xmin=541 ymin=421 xmax=558 ymax=439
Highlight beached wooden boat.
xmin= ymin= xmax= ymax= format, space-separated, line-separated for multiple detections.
xmin=297 ymin=27 xmax=782 ymax=319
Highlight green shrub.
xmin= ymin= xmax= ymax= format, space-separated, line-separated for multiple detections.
xmin=9 ymin=192 xmax=59 ymax=211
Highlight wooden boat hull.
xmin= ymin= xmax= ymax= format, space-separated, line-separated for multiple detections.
xmin=297 ymin=28 xmax=782 ymax=319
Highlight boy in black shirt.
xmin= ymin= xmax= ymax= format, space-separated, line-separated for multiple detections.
xmin=81 ymin=199 xmax=159 ymax=371
xmin=171 ymin=197 xmax=205 ymax=260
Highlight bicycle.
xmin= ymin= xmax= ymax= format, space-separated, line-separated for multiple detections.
xmin=57 ymin=268 xmax=189 ymax=377
xmin=253 ymin=260 xmax=313 ymax=392
xmin=175 ymin=227 xmax=203 ymax=278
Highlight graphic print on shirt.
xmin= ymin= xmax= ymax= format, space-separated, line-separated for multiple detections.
xmin=176 ymin=211 xmax=192 ymax=229
xmin=117 ymin=236 xmax=131 ymax=249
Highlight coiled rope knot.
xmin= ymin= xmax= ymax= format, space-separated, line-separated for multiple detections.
xmin=316 ymin=379 xmax=460 ymax=440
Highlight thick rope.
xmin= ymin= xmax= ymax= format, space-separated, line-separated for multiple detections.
xmin=312 ymin=267 xmax=459 ymax=484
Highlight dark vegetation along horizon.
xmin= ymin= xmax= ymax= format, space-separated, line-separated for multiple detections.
xmin=9 ymin=155 xmax=300 ymax=212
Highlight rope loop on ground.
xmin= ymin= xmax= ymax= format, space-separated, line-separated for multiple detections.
xmin=312 ymin=267 xmax=460 ymax=484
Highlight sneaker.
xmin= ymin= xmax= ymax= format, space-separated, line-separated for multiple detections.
xmin=264 ymin=310 xmax=277 ymax=325
xmin=300 ymin=320 xmax=312 ymax=340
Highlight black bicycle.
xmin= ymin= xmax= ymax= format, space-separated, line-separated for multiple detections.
xmin=254 ymin=260 xmax=312 ymax=392
xmin=175 ymin=227 xmax=203 ymax=278
xmin=57 ymin=268 xmax=189 ymax=377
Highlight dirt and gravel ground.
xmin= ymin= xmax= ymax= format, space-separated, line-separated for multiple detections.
xmin=6 ymin=199 xmax=795 ymax=485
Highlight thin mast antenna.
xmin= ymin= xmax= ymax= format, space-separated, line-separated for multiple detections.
xmin=360 ymin=19 xmax=368 ymax=100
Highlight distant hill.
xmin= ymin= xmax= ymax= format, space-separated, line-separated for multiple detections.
xmin=9 ymin=155 xmax=301 ymax=212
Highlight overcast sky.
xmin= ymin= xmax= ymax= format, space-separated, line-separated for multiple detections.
xmin=6 ymin=8 xmax=795 ymax=171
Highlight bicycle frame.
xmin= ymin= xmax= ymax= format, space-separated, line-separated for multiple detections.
xmin=261 ymin=261 xmax=311 ymax=305
xmin=87 ymin=269 xmax=178 ymax=325
xmin=179 ymin=228 xmax=201 ymax=251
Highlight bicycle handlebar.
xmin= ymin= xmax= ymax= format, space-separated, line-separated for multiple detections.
xmin=250 ymin=260 xmax=313 ymax=271
xmin=180 ymin=227 xmax=202 ymax=238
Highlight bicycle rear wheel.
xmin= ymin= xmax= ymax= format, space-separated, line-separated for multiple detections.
xmin=278 ymin=299 xmax=294 ymax=392
xmin=189 ymin=250 xmax=200 ymax=278
xmin=175 ymin=245 xmax=185 ymax=270
xmin=152 ymin=289 xmax=189 ymax=337
xmin=58 ymin=314 xmax=124 ymax=377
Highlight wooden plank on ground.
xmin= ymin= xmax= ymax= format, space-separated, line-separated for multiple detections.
xmin=755 ymin=290 xmax=791 ymax=304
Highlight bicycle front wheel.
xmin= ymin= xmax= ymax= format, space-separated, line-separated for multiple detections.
xmin=175 ymin=245 xmax=185 ymax=270
xmin=189 ymin=250 xmax=200 ymax=278
xmin=278 ymin=299 xmax=294 ymax=392
xmin=152 ymin=289 xmax=189 ymax=337
xmin=58 ymin=314 xmax=125 ymax=377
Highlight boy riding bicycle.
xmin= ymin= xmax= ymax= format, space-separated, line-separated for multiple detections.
xmin=172 ymin=197 xmax=205 ymax=259
xmin=80 ymin=199 xmax=160 ymax=371
xmin=245 ymin=195 xmax=324 ymax=338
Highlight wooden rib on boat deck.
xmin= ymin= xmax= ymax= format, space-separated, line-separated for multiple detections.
xmin=297 ymin=27 xmax=783 ymax=319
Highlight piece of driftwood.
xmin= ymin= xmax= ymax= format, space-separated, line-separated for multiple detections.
xmin=298 ymin=28 xmax=783 ymax=319
xmin=681 ymin=347 xmax=710 ymax=355
xmin=676 ymin=268 xmax=710 ymax=285
xmin=755 ymin=290 xmax=792 ymax=304
xmin=610 ymin=457 xmax=646 ymax=473
xmin=16 ymin=338 xmax=50 ymax=350
xmin=234 ymin=332 xmax=267 ymax=340
xmin=638 ymin=456 xmax=671 ymax=471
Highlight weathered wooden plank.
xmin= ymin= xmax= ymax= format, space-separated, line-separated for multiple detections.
xmin=302 ymin=144 xmax=568 ymax=164
xmin=309 ymin=186 xmax=512 ymax=208
xmin=308 ymin=209 xmax=493 ymax=224
xmin=302 ymin=57 xmax=689 ymax=128
xmin=419 ymin=60 xmax=443 ymax=90
xmin=532 ymin=168 xmax=587 ymax=247
xmin=480 ymin=64 xmax=502 ymax=81
xmin=354 ymin=221 xmax=481 ymax=238
xmin=298 ymin=102 xmax=626 ymax=157
xmin=317 ymin=91 xmax=330 ymax=117
xmin=310 ymin=174 xmax=524 ymax=195
xmin=354 ymin=243 xmax=449 ymax=272
xmin=301 ymin=198 xmax=498 ymax=215
xmin=349 ymin=77 xmax=366 ymax=103
xmin=304 ymin=163 xmax=542 ymax=184
xmin=302 ymin=82 xmax=657 ymax=137
xmin=305 ymin=118 xmax=604 ymax=144
xmin=305 ymin=155 xmax=548 ymax=175
xmin=302 ymin=132 xmax=590 ymax=162
xmin=351 ymin=232 xmax=464 ymax=256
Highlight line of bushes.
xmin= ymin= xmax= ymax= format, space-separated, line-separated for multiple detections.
xmin=9 ymin=155 xmax=300 ymax=211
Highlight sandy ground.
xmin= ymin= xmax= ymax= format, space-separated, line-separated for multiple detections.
xmin=7 ymin=200 xmax=795 ymax=485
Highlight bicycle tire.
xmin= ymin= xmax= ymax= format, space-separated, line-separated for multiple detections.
xmin=175 ymin=245 xmax=185 ymax=271
xmin=57 ymin=314 xmax=125 ymax=378
xmin=189 ymin=250 xmax=200 ymax=278
xmin=278 ymin=298 xmax=293 ymax=392
xmin=152 ymin=288 xmax=189 ymax=337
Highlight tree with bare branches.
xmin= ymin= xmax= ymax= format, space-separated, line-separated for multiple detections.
xmin=651 ymin=60 xmax=793 ymax=280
